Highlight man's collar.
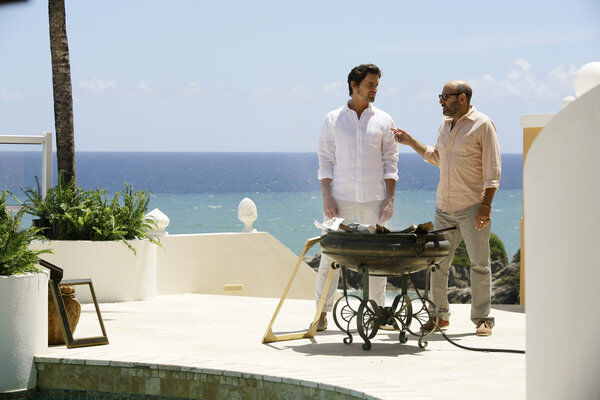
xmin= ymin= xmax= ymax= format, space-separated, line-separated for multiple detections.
xmin=344 ymin=101 xmax=374 ymax=114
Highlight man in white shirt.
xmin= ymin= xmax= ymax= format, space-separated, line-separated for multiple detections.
xmin=316 ymin=64 xmax=399 ymax=331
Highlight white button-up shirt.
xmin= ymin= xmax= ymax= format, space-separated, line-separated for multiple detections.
xmin=318 ymin=102 xmax=399 ymax=202
xmin=423 ymin=105 xmax=501 ymax=212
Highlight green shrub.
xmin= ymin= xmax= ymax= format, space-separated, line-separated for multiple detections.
xmin=21 ymin=177 xmax=158 ymax=254
xmin=452 ymin=232 xmax=508 ymax=267
xmin=0 ymin=191 xmax=51 ymax=276
xmin=512 ymin=248 xmax=520 ymax=263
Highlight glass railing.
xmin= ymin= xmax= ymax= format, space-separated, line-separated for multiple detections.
xmin=0 ymin=132 xmax=52 ymax=211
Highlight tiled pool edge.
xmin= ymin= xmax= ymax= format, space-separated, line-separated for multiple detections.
xmin=34 ymin=357 xmax=379 ymax=400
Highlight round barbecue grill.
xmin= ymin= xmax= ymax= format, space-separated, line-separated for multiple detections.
xmin=320 ymin=230 xmax=451 ymax=275
xmin=319 ymin=228 xmax=453 ymax=350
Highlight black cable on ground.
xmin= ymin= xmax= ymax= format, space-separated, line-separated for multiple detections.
xmin=440 ymin=331 xmax=525 ymax=354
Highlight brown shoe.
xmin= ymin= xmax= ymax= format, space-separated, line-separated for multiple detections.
xmin=369 ymin=321 xmax=396 ymax=331
xmin=420 ymin=317 xmax=449 ymax=332
xmin=316 ymin=316 xmax=328 ymax=332
xmin=476 ymin=321 xmax=492 ymax=336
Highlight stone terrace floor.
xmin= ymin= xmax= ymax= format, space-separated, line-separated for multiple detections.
xmin=38 ymin=294 xmax=525 ymax=400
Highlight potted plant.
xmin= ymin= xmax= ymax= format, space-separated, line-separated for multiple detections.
xmin=0 ymin=191 xmax=51 ymax=392
xmin=25 ymin=178 xmax=160 ymax=303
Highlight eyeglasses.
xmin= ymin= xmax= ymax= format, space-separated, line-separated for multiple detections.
xmin=438 ymin=93 xmax=463 ymax=101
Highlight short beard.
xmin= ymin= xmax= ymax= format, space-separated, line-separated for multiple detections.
xmin=443 ymin=103 xmax=458 ymax=117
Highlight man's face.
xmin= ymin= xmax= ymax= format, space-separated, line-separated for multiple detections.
xmin=352 ymin=73 xmax=379 ymax=102
xmin=439 ymin=85 xmax=461 ymax=117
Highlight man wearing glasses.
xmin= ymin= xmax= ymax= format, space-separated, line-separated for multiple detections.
xmin=393 ymin=80 xmax=501 ymax=336
xmin=315 ymin=64 xmax=399 ymax=331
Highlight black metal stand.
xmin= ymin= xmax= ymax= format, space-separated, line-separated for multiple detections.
xmin=332 ymin=264 xmax=439 ymax=351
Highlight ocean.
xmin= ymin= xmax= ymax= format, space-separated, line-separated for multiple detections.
xmin=1 ymin=151 xmax=522 ymax=258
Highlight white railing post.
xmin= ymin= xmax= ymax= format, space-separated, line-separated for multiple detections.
xmin=0 ymin=132 xmax=54 ymax=202
xmin=41 ymin=131 xmax=53 ymax=198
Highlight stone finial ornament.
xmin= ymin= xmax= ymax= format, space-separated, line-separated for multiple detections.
xmin=574 ymin=62 xmax=600 ymax=98
xmin=145 ymin=208 xmax=170 ymax=237
xmin=561 ymin=96 xmax=576 ymax=110
xmin=238 ymin=197 xmax=258 ymax=232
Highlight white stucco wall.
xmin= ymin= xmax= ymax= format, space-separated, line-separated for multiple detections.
xmin=524 ymin=84 xmax=600 ymax=399
xmin=157 ymin=232 xmax=317 ymax=300
xmin=0 ymin=273 xmax=48 ymax=392
xmin=30 ymin=239 xmax=157 ymax=303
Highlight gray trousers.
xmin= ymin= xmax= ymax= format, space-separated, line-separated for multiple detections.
xmin=433 ymin=203 xmax=494 ymax=326
xmin=316 ymin=199 xmax=387 ymax=313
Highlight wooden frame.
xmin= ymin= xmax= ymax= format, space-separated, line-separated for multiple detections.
xmin=262 ymin=236 xmax=336 ymax=344
xmin=41 ymin=259 xmax=109 ymax=348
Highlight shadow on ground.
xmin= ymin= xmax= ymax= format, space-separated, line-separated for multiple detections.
xmin=285 ymin=340 xmax=427 ymax=357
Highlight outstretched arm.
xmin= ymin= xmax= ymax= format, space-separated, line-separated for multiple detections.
xmin=392 ymin=128 xmax=440 ymax=167
xmin=392 ymin=128 xmax=428 ymax=157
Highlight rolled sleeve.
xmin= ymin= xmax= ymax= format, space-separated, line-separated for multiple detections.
xmin=423 ymin=145 xmax=440 ymax=167
xmin=317 ymin=116 xmax=335 ymax=180
xmin=481 ymin=120 xmax=502 ymax=190
xmin=381 ymin=121 xmax=399 ymax=181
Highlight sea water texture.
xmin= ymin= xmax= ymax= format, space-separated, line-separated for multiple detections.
xmin=1 ymin=152 xmax=522 ymax=257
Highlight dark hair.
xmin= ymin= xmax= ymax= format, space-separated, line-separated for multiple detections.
xmin=347 ymin=64 xmax=381 ymax=96
xmin=455 ymin=82 xmax=473 ymax=104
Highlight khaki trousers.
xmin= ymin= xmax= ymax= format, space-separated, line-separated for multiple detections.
xmin=432 ymin=203 xmax=494 ymax=326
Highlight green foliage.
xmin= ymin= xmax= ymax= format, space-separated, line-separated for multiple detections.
xmin=21 ymin=176 xmax=158 ymax=254
xmin=496 ymin=266 xmax=520 ymax=288
xmin=452 ymin=232 xmax=508 ymax=267
xmin=512 ymin=248 xmax=520 ymax=263
xmin=0 ymin=191 xmax=52 ymax=276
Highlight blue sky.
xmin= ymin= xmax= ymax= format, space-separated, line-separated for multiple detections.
xmin=1 ymin=0 xmax=599 ymax=153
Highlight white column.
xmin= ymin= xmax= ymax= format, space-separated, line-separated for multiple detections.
xmin=524 ymin=84 xmax=600 ymax=400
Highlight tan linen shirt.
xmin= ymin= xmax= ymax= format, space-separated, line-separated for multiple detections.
xmin=423 ymin=105 xmax=501 ymax=212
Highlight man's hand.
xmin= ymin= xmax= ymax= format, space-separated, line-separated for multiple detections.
xmin=323 ymin=195 xmax=338 ymax=219
xmin=378 ymin=197 xmax=394 ymax=222
xmin=475 ymin=205 xmax=491 ymax=231
xmin=392 ymin=128 xmax=412 ymax=145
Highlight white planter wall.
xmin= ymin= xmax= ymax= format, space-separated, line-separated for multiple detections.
xmin=524 ymin=84 xmax=600 ymax=399
xmin=157 ymin=232 xmax=316 ymax=300
xmin=0 ymin=273 xmax=48 ymax=392
xmin=30 ymin=239 xmax=157 ymax=303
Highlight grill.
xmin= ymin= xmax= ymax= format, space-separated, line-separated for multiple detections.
xmin=320 ymin=227 xmax=453 ymax=350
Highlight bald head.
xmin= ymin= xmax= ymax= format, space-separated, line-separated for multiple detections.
xmin=445 ymin=80 xmax=472 ymax=104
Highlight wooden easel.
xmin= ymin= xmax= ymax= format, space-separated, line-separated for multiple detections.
xmin=262 ymin=236 xmax=336 ymax=343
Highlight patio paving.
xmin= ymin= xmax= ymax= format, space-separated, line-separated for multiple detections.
xmin=38 ymin=294 xmax=525 ymax=400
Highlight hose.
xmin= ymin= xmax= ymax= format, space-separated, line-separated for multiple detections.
xmin=440 ymin=331 xmax=525 ymax=354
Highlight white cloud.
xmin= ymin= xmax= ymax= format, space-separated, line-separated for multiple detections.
xmin=514 ymin=59 xmax=531 ymax=71
xmin=322 ymin=81 xmax=345 ymax=97
xmin=76 ymin=77 xmax=159 ymax=97
xmin=77 ymin=76 xmax=121 ymax=95
xmin=251 ymin=88 xmax=279 ymax=100
xmin=177 ymin=81 xmax=206 ymax=95
xmin=0 ymin=87 xmax=24 ymax=100
xmin=136 ymin=81 xmax=157 ymax=95
xmin=379 ymin=86 xmax=399 ymax=98
xmin=470 ymin=59 xmax=578 ymax=99
xmin=549 ymin=64 xmax=578 ymax=84
xmin=289 ymin=83 xmax=313 ymax=99
xmin=251 ymin=84 xmax=316 ymax=100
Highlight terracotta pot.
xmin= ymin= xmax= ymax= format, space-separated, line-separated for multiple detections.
xmin=48 ymin=285 xmax=81 ymax=345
